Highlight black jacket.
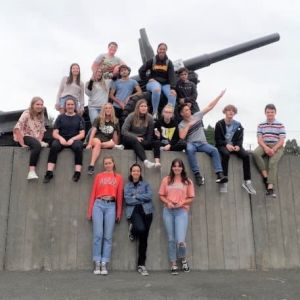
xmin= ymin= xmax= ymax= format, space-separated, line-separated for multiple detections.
xmin=176 ymin=79 xmax=199 ymax=114
xmin=138 ymin=55 xmax=176 ymax=89
xmin=215 ymin=119 xmax=244 ymax=148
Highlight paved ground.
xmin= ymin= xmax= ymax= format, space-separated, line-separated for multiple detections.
xmin=0 ymin=270 xmax=299 ymax=300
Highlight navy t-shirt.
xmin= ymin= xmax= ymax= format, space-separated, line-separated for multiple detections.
xmin=54 ymin=114 xmax=85 ymax=140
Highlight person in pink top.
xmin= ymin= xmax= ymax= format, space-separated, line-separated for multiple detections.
xmin=87 ymin=155 xmax=124 ymax=275
xmin=159 ymin=158 xmax=195 ymax=275
xmin=13 ymin=97 xmax=48 ymax=180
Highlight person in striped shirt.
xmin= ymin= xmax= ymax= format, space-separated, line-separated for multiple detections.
xmin=252 ymin=104 xmax=286 ymax=197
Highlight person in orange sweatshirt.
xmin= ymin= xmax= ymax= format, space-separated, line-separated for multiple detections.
xmin=87 ymin=155 xmax=124 ymax=275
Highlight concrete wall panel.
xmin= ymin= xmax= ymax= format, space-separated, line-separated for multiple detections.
xmin=2 ymin=147 xmax=300 ymax=271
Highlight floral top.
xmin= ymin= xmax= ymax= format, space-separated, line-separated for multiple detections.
xmin=13 ymin=110 xmax=46 ymax=141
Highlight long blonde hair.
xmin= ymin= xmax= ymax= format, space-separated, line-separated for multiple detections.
xmin=132 ymin=99 xmax=150 ymax=127
xmin=28 ymin=97 xmax=44 ymax=120
xmin=98 ymin=102 xmax=118 ymax=127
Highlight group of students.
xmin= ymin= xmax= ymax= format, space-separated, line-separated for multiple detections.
xmin=87 ymin=156 xmax=194 ymax=276
xmin=12 ymin=40 xmax=286 ymax=275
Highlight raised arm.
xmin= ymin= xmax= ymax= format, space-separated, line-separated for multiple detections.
xmin=201 ymin=89 xmax=226 ymax=115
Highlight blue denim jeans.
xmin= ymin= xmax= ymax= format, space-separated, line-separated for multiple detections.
xmin=146 ymin=81 xmax=176 ymax=113
xmin=163 ymin=207 xmax=189 ymax=262
xmin=186 ymin=142 xmax=223 ymax=174
xmin=92 ymin=199 xmax=116 ymax=263
xmin=88 ymin=107 xmax=101 ymax=124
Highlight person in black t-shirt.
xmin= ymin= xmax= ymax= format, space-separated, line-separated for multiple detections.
xmin=86 ymin=103 xmax=123 ymax=175
xmin=153 ymin=104 xmax=186 ymax=166
xmin=43 ymin=97 xmax=85 ymax=183
xmin=175 ymin=67 xmax=199 ymax=120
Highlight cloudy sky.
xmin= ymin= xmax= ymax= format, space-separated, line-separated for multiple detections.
xmin=1 ymin=0 xmax=299 ymax=148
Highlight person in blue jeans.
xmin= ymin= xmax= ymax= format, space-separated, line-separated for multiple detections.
xmin=87 ymin=156 xmax=124 ymax=275
xmin=178 ymin=90 xmax=227 ymax=186
xmin=159 ymin=158 xmax=195 ymax=275
xmin=139 ymin=43 xmax=177 ymax=119
xmin=124 ymin=163 xmax=154 ymax=276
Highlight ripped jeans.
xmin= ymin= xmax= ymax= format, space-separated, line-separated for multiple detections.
xmin=163 ymin=207 xmax=189 ymax=262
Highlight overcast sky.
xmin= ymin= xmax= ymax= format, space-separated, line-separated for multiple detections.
xmin=1 ymin=0 xmax=299 ymax=148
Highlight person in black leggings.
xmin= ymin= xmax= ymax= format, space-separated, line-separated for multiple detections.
xmin=121 ymin=99 xmax=156 ymax=169
xmin=13 ymin=96 xmax=48 ymax=180
xmin=124 ymin=163 xmax=154 ymax=276
xmin=43 ymin=97 xmax=85 ymax=183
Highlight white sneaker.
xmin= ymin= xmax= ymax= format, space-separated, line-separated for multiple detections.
xmin=144 ymin=160 xmax=155 ymax=169
xmin=100 ymin=262 xmax=108 ymax=275
xmin=27 ymin=170 xmax=38 ymax=180
xmin=93 ymin=261 xmax=101 ymax=275
xmin=114 ymin=144 xmax=124 ymax=150
xmin=242 ymin=180 xmax=256 ymax=195
xmin=219 ymin=183 xmax=228 ymax=193
xmin=40 ymin=141 xmax=49 ymax=148
xmin=137 ymin=265 xmax=149 ymax=276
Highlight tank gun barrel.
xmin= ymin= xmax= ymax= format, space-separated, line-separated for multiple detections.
xmin=183 ymin=33 xmax=280 ymax=71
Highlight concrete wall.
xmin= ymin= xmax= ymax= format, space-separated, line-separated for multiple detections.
xmin=0 ymin=147 xmax=299 ymax=271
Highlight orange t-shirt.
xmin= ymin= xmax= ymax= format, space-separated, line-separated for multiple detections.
xmin=87 ymin=172 xmax=123 ymax=219
xmin=159 ymin=176 xmax=195 ymax=210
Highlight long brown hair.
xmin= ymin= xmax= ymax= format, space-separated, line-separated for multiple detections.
xmin=168 ymin=158 xmax=190 ymax=185
xmin=66 ymin=63 xmax=81 ymax=86
xmin=132 ymin=99 xmax=150 ymax=127
xmin=28 ymin=97 xmax=44 ymax=120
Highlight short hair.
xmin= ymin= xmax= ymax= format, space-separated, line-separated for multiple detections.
xmin=108 ymin=41 xmax=118 ymax=48
xmin=163 ymin=103 xmax=174 ymax=113
xmin=177 ymin=67 xmax=189 ymax=75
xmin=119 ymin=64 xmax=131 ymax=74
xmin=264 ymin=103 xmax=276 ymax=112
xmin=179 ymin=103 xmax=190 ymax=113
xmin=223 ymin=104 xmax=238 ymax=114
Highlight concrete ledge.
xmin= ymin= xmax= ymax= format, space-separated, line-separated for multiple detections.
xmin=0 ymin=148 xmax=14 ymax=270
xmin=1 ymin=147 xmax=299 ymax=270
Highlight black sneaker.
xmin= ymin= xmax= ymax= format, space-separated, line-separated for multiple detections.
xmin=266 ymin=188 xmax=276 ymax=198
xmin=194 ymin=174 xmax=205 ymax=186
xmin=216 ymin=172 xmax=228 ymax=184
xmin=182 ymin=260 xmax=190 ymax=273
xmin=171 ymin=265 xmax=179 ymax=275
xmin=72 ymin=171 xmax=81 ymax=182
xmin=43 ymin=171 xmax=53 ymax=183
xmin=128 ymin=223 xmax=134 ymax=241
xmin=87 ymin=165 xmax=95 ymax=175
